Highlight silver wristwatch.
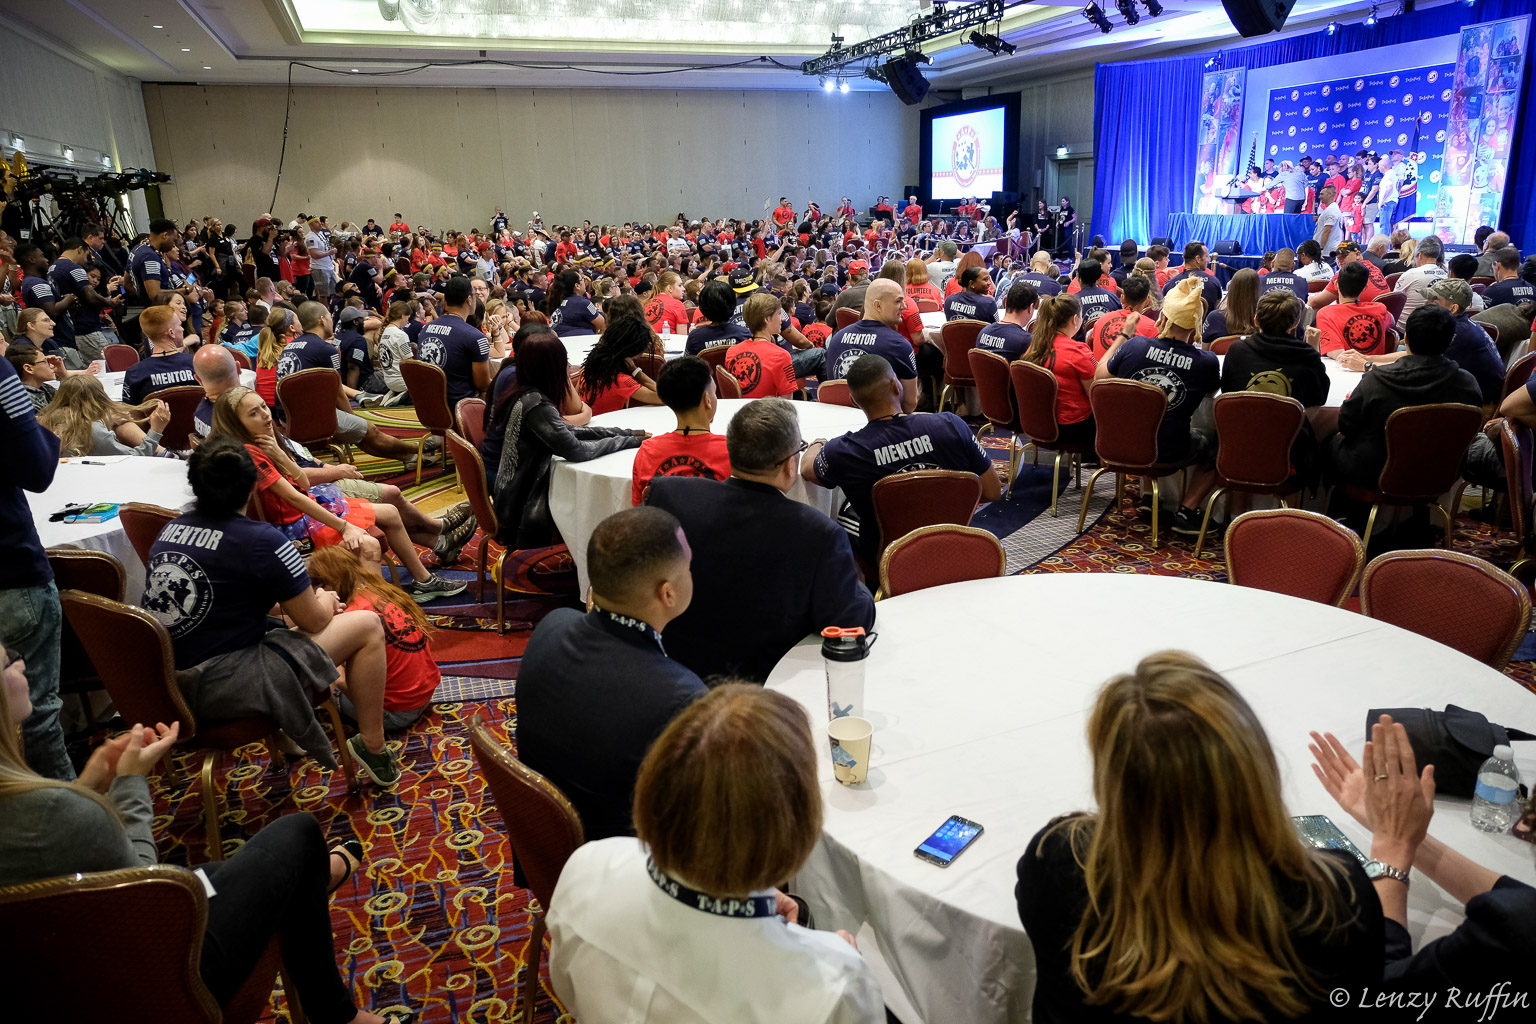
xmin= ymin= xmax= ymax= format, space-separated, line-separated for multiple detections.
xmin=1363 ymin=859 xmax=1410 ymax=886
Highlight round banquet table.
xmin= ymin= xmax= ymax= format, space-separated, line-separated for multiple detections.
xmin=44 ymin=367 xmax=255 ymax=403
xmin=28 ymin=456 xmax=196 ymax=601
xmin=559 ymin=331 xmax=687 ymax=370
xmin=765 ymin=573 xmax=1536 ymax=1024
xmin=548 ymin=397 xmax=868 ymax=596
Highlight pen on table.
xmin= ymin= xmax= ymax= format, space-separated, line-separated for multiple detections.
xmin=79 ymin=460 xmax=106 ymax=466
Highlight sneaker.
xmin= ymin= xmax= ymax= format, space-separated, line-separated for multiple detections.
xmin=440 ymin=501 xmax=473 ymax=530
xmin=1137 ymin=493 xmax=1155 ymax=517
xmin=432 ymin=514 xmax=479 ymax=561
xmin=358 ymin=393 xmax=388 ymax=408
xmin=377 ymin=390 xmax=407 ymax=408
xmin=423 ymin=435 xmax=444 ymax=452
xmin=1170 ymin=507 xmax=1204 ymax=536
xmin=347 ymin=733 xmax=401 ymax=788
xmin=405 ymin=573 xmax=468 ymax=601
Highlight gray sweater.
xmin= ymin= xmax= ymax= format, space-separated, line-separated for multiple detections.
xmin=0 ymin=775 xmax=156 ymax=885
xmin=88 ymin=421 xmax=163 ymax=457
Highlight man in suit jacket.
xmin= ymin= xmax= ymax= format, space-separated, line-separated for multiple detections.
xmin=647 ymin=398 xmax=875 ymax=682
xmin=516 ymin=506 xmax=706 ymax=841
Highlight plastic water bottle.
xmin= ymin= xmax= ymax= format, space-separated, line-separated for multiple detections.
xmin=1470 ymin=744 xmax=1521 ymax=833
xmin=662 ymin=323 xmax=673 ymax=336
xmin=822 ymin=626 xmax=872 ymax=720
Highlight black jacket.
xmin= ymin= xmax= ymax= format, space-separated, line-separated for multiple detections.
xmin=1329 ymin=353 xmax=1482 ymax=488
xmin=646 ymin=476 xmax=875 ymax=682
xmin=1221 ymin=332 xmax=1330 ymax=408
xmin=515 ymin=608 xmax=705 ymax=841
xmin=1383 ymin=876 xmax=1536 ymax=993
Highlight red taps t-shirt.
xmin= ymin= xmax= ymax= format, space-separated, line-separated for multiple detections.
xmin=725 ymin=338 xmax=796 ymax=398
xmin=644 ymin=293 xmax=688 ymax=333
xmin=349 ymin=592 xmax=441 ymax=711
xmin=631 ymin=430 xmax=732 ymax=505
xmin=1318 ymin=301 xmax=1391 ymax=356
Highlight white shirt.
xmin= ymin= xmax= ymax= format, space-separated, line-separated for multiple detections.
xmin=548 ymin=837 xmax=885 ymax=1024
xmin=929 ymin=259 xmax=958 ymax=292
xmin=1313 ymin=203 xmax=1343 ymax=255
xmin=1297 ymin=261 xmax=1334 ymax=283
xmin=1378 ymin=164 xmax=1406 ymax=205
xmin=377 ymin=325 xmax=413 ymax=393
xmin=304 ymin=231 xmax=335 ymax=273
xmin=1394 ymin=263 xmax=1448 ymax=318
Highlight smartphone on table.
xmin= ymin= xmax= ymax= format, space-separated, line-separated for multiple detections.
xmin=914 ymin=815 xmax=984 ymax=867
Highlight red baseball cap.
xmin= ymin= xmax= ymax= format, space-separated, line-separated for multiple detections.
xmin=848 ymin=259 xmax=869 ymax=274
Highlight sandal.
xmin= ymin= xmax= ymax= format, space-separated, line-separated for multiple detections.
xmin=327 ymin=839 xmax=365 ymax=897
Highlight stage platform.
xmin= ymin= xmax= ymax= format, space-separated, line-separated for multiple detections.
xmin=1165 ymin=213 xmax=1317 ymax=256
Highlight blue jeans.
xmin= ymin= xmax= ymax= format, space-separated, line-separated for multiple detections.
xmin=791 ymin=346 xmax=827 ymax=380
xmin=0 ymin=581 xmax=74 ymax=780
xmin=1377 ymin=199 xmax=1398 ymax=235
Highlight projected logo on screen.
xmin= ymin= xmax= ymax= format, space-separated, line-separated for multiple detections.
xmin=930 ymin=106 xmax=1006 ymax=200
xmin=953 ymin=125 xmax=980 ymax=189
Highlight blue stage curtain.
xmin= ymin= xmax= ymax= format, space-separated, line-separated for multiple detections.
xmin=1092 ymin=0 xmax=1536 ymax=251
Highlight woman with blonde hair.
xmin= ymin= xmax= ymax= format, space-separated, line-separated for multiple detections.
xmin=644 ymin=269 xmax=689 ymax=333
xmin=254 ymin=305 xmax=300 ymax=406
xmin=1018 ymin=652 xmax=1382 ymax=1023
xmin=38 ymin=374 xmax=171 ymax=457
xmin=1131 ymin=257 xmax=1164 ymax=310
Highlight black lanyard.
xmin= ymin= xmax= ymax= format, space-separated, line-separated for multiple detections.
xmin=598 ymin=608 xmax=665 ymax=654
xmin=646 ymin=857 xmax=776 ymax=919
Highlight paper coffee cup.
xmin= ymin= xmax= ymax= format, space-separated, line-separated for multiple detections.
xmin=827 ymin=716 xmax=873 ymax=785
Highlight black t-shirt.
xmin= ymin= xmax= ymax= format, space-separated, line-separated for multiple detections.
xmin=1482 ymin=278 xmax=1536 ymax=309
xmin=1220 ymin=332 xmax=1330 ymax=408
xmin=123 ymin=351 xmax=196 ymax=404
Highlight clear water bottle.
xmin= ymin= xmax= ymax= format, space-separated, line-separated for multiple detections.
xmin=1470 ymin=744 xmax=1521 ymax=833
xmin=662 ymin=323 xmax=673 ymax=336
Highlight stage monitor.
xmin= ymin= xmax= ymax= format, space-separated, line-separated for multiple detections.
xmin=920 ymin=93 xmax=1021 ymax=203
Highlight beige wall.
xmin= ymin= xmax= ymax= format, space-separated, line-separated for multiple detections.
xmin=142 ymin=84 xmax=921 ymax=232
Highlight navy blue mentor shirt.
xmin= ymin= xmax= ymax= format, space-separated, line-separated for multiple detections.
xmin=123 ymin=350 xmax=197 ymax=405
xmin=824 ymin=319 xmax=918 ymax=381
xmin=416 ymin=313 xmax=490 ymax=406
xmin=0 ymin=357 xmax=60 ymax=588
xmin=1105 ymin=336 xmax=1220 ymax=459
xmin=276 ymin=333 xmax=341 ymax=381
xmin=975 ymin=322 xmax=1031 ymax=361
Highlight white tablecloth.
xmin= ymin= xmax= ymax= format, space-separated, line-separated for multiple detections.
xmin=765 ymin=574 xmax=1536 ymax=1024
xmin=548 ymin=398 xmax=868 ymax=594
xmin=46 ymin=368 xmax=256 ymax=403
xmin=560 ymin=332 xmax=688 ymax=369
xmin=28 ymin=457 xmax=196 ymax=601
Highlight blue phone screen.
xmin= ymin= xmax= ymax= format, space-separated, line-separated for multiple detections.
xmin=917 ymin=818 xmax=981 ymax=862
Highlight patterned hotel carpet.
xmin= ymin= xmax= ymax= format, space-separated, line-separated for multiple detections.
xmin=133 ymin=412 xmax=1536 ymax=1024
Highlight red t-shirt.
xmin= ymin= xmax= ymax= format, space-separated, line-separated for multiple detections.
xmin=644 ymin=294 xmax=688 ymax=333
xmin=1042 ymin=335 xmax=1098 ymax=425
xmin=1318 ymin=301 xmax=1391 ymax=356
xmin=586 ymin=372 xmax=642 ymax=415
xmin=903 ymin=204 xmax=923 ymax=225
xmin=1089 ymin=308 xmax=1158 ymax=360
xmin=896 ymin=296 xmax=925 ymax=350
xmin=802 ymin=322 xmax=832 ymax=347
xmin=348 ymin=592 xmax=440 ymax=711
xmin=907 ymin=282 xmax=943 ymax=307
xmin=753 ymin=237 xmax=767 ymax=260
xmin=631 ymin=430 xmax=732 ymax=505
xmin=1068 ymin=275 xmax=1119 ymax=297
xmin=1324 ymin=261 xmax=1388 ymax=303
xmin=725 ymin=338 xmax=796 ymax=398
xmin=555 ymin=241 xmax=580 ymax=263
xmin=246 ymin=444 xmax=306 ymax=526
xmin=390 ymin=220 xmax=410 ymax=233
xmin=772 ymin=205 xmax=795 ymax=227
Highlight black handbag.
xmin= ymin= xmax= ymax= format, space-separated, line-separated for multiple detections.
xmin=1365 ymin=704 xmax=1533 ymax=798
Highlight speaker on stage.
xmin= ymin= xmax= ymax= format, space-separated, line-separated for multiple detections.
xmin=883 ymin=58 xmax=931 ymax=106
xmin=1221 ymin=0 xmax=1297 ymax=37
xmin=904 ymin=183 xmax=920 ymax=201
xmin=1213 ymin=239 xmax=1242 ymax=256
xmin=1151 ymin=236 xmax=1173 ymax=249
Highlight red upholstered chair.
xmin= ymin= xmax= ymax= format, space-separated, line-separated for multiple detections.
xmin=1010 ymin=360 xmax=1092 ymax=516
xmin=1076 ymin=378 xmax=1194 ymax=547
xmin=816 ymin=379 xmax=856 ymax=407
xmin=0 ymin=865 xmax=299 ymax=1024
xmin=834 ymin=307 xmax=861 ymax=330
xmin=1360 ymin=551 xmax=1531 ymax=669
xmin=1207 ymin=334 xmax=1242 ymax=355
xmin=59 ymin=591 xmax=356 ymax=860
xmin=698 ymin=345 xmax=731 ymax=373
xmin=445 ymin=430 xmax=513 ymax=630
xmin=468 ymin=715 xmax=584 ymax=1024
xmin=103 ymin=344 xmax=140 ymax=371
xmin=229 ymin=348 xmax=252 ymax=372
xmin=118 ymin=502 xmax=180 ymax=567
xmin=870 ymin=470 xmax=983 ymax=568
xmin=878 ymin=524 xmax=1005 ymax=598
xmin=1338 ymin=403 xmax=1482 ymax=545
xmin=47 ymin=549 xmax=125 ymax=710
xmin=1501 ymin=351 xmax=1536 ymax=404
xmin=714 ymin=365 xmax=741 ymax=399
xmin=457 ymin=397 xmax=487 ymax=452
xmin=938 ymin=319 xmax=985 ymax=412
xmin=274 ymin=367 xmax=353 ymax=464
xmin=632 ymin=351 xmax=666 ymax=380
xmin=399 ymin=359 xmax=456 ymax=487
xmin=1377 ymin=290 xmax=1408 ymax=330
xmin=152 ymin=385 xmax=206 ymax=452
xmin=1224 ymin=508 xmax=1365 ymax=607
xmin=1473 ymin=284 xmax=1488 ymax=296
xmin=915 ymin=298 xmax=941 ymax=313
xmin=1472 ymin=275 xmax=1495 ymax=287
xmin=1307 ymin=279 xmax=1328 ymax=294
xmin=1192 ymin=392 xmax=1306 ymax=557
xmin=969 ymin=350 xmax=1023 ymax=495
xmin=1385 ymin=272 xmax=1403 ymax=290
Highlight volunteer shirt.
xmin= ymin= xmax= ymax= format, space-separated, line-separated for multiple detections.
xmin=630 ymin=430 xmax=731 ymax=506
xmin=352 ymin=591 xmax=440 ymax=712
xmin=129 ymin=244 xmax=173 ymax=303
xmin=824 ymin=319 xmax=919 ymax=382
xmin=1482 ymin=278 xmax=1536 ymax=309
xmin=1106 ymin=336 xmax=1220 ymax=459
xmin=685 ymin=322 xmax=749 ymax=355
xmin=975 ymin=322 xmax=1031 ymax=360
xmin=123 ymin=351 xmax=196 ymax=404
xmin=221 ymin=320 xmax=261 ymax=358
xmin=1090 ymin=308 xmax=1158 ymax=360
xmin=50 ymin=257 xmax=99 ymax=337
xmin=724 ymin=338 xmax=796 ymax=399
xmin=276 ymin=332 xmax=341 ymax=380
xmin=644 ymin=294 xmax=688 ymax=333
xmin=1259 ymin=270 xmax=1310 ymax=303
xmin=1074 ymin=286 xmax=1122 ymax=324
xmin=1325 ymin=261 xmax=1389 ymax=303
xmin=1318 ymin=302 xmax=1391 ymax=356
xmin=944 ymin=291 xmax=998 ymax=323
xmin=21 ymin=275 xmax=74 ymax=348
xmin=813 ymin=411 xmax=991 ymax=562
xmin=337 ymin=328 xmax=371 ymax=379
xmin=550 ymin=295 xmax=601 ymax=336
xmin=143 ymin=510 xmax=311 ymax=670
xmin=416 ymin=313 xmax=490 ymax=406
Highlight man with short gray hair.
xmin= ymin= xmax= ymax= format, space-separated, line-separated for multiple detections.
xmin=1363 ymin=234 xmax=1392 ymax=271
xmin=1392 ymin=234 xmax=1446 ymax=320
xmin=927 ymin=239 xmax=960 ymax=292
xmin=1475 ymin=231 xmax=1512 ymax=278
xmin=645 ymin=398 xmax=873 ymax=682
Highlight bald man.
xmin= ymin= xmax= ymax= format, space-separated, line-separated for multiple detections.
xmin=822 ymin=279 xmax=920 ymax=413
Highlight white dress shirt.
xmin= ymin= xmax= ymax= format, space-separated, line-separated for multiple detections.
xmin=548 ymin=837 xmax=885 ymax=1024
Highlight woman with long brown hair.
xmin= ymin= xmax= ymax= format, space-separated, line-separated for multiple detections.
xmin=1018 ymin=652 xmax=1382 ymax=1023
xmin=38 ymin=373 xmax=171 ymax=457
xmin=1021 ymin=294 xmax=1097 ymax=446
xmin=1203 ymin=267 xmax=1262 ymax=346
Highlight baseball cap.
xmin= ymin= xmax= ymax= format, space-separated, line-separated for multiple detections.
xmin=1161 ymin=278 xmax=1206 ymax=330
xmin=1334 ymin=241 xmax=1361 ymax=256
xmin=848 ymin=259 xmax=869 ymax=275
xmin=337 ymin=307 xmax=366 ymax=326
xmin=729 ymin=267 xmax=758 ymax=294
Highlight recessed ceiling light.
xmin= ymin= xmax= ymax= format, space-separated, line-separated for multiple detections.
xmin=351 ymin=68 xmax=360 ymax=73
xmin=153 ymin=24 xmax=163 ymax=29
xmin=203 ymin=65 xmax=212 ymax=70
xmin=181 ymin=47 xmax=191 ymax=52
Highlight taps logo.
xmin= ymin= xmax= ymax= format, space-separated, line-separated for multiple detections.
xmin=1303 ymin=106 xmax=1311 ymax=117
xmin=1273 ymin=110 xmax=1281 ymax=121
xmin=1430 ymin=170 xmax=1442 ymax=184
xmin=1288 ymin=126 xmax=1297 ymax=137
xmin=1403 ymin=92 xmax=1414 ymax=107
xmin=1334 ymin=100 xmax=1344 ymax=113
xmin=1385 ymin=115 xmax=1394 ymax=127
xmin=1367 ymin=97 xmax=1377 ymax=109
xmin=1442 ymin=88 xmax=1453 ymax=101
xmin=1428 ymin=70 xmax=1438 ymax=83
xmin=1322 ymin=85 xmax=1331 ymax=96
xmin=1318 ymin=121 xmax=1328 ymax=133
xmin=1351 ymin=118 xmax=1361 ymax=130
xmin=1436 ymin=129 xmax=1447 ymax=142
xmin=1363 ymin=135 xmax=1372 ymax=146
xmin=1389 ymin=75 xmax=1401 ymax=88
xmin=1291 ymin=89 xmax=1300 ymax=101
xmin=1330 ymin=139 xmax=1340 ymax=151
xmin=1355 ymin=79 xmax=1365 ymax=91
xmin=952 ymin=125 xmax=980 ymax=189
xmin=1270 ymin=144 xmax=1279 ymax=155
xmin=1299 ymin=142 xmax=1309 ymax=153
xmin=1398 ymin=132 xmax=1408 ymax=145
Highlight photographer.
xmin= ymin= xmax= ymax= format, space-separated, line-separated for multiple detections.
xmin=243 ymin=218 xmax=280 ymax=282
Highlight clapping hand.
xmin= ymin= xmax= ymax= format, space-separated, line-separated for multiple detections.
xmin=148 ymin=400 xmax=172 ymax=433
xmin=1363 ymin=715 xmax=1435 ymax=857
xmin=79 ymin=722 xmax=181 ymax=790
xmin=1308 ymin=729 xmax=1370 ymax=828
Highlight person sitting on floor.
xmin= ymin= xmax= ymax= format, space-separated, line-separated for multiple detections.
xmin=647 ymin=397 xmax=874 ymax=682
xmin=631 ymin=355 xmax=731 ymax=505
xmin=516 ymin=506 xmax=706 ymax=840
xmin=547 ymin=683 xmax=885 ymax=1024
xmin=38 ymin=374 xmax=171 ymax=457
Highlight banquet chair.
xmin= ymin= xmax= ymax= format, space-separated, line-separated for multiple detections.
xmin=1473 ymin=284 xmax=1488 ymax=296
xmin=1010 ymin=360 xmax=1092 ymax=515
xmin=698 ymin=345 xmax=731 ymax=373
xmin=938 ymin=319 xmax=985 ymax=413
xmin=1359 ymin=550 xmax=1531 ymax=670
xmin=1337 ymin=403 xmax=1482 ymax=546
xmin=47 ymin=548 xmax=125 ymax=713
xmin=1452 ymin=418 xmax=1530 ymax=539
xmin=1192 ymin=392 xmax=1307 ymax=558
xmin=456 ymin=397 xmax=487 ymax=452
xmin=119 ymin=502 xmax=181 ymax=567
xmin=1500 ymin=351 xmax=1536 ymax=404
xmin=1076 ymin=378 xmax=1194 ymax=548
xmin=871 ymin=470 xmax=983 ymax=568
xmin=632 ymin=351 xmax=666 ymax=379
xmin=969 ymin=350 xmax=1022 ymax=496
xmin=1307 ymin=280 xmax=1327 ymax=294
xmin=816 ymin=379 xmax=856 ymax=407
xmin=915 ymin=298 xmax=941 ymax=313
xmin=154 ymin=385 xmax=207 ymax=452
xmin=274 ymin=368 xmax=354 ymax=465
xmin=878 ymin=524 xmax=1005 ymax=599
xmin=1385 ymin=273 xmax=1403 ymax=290
xmin=399 ymin=359 xmax=457 ymax=487
xmin=0 ymin=865 xmax=303 ymax=1024
xmin=468 ymin=715 xmax=584 ymax=1024
xmin=229 ymin=349 xmax=253 ymax=372
xmin=58 ymin=591 xmax=357 ymax=860
xmin=1207 ymin=334 xmax=1242 ymax=355
xmin=1472 ymin=275 xmax=1495 ymax=288
xmin=1483 ymin=321 xmax=1501 ymax=353
xmin=1224 ymin=508 xmax=1364 ymax=607
xmin=445 ymin=430 xmax=521 ymax=631
xmin=1377 ymin=291 xmax=1408 ymax=329
xmin=834 ymin=307 xmax=861 ymax=330
xmin=714 ymin=365 xmax=742 ymax=399
xmin=103 ymin=344 xmax=140 ymax=372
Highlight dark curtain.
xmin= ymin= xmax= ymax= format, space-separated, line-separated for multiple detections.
xmin=1092 ymin=0 xmax=1536 ymax=250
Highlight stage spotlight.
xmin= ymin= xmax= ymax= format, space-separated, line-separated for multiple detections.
xmin=1364 ymin=6 xmax=1377 ymax=26
xmin=1082 ymin=2 xmax=1113 ymax=33
xmin=1115 ymin=0 xmax=1140 ymax=26
xmin=908 ymin=49 xmax=934 ymax=65
xmin=966 ymin=31 xmax=1017 ymax=55
xmin=822 ymin=77 xmax=835 ymax=92
xmin=839 ymin=81 xmax=849 ymax=93
xmin=1327 ymin=21 xmax=1338 ymax=33
xmin=864 ymin=65 xmax=886 ymax=83
xmin=1142 ymin=0 xmax=1163 ymax=15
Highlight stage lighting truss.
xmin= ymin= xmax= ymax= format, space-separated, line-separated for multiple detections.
xmin=1142 ymin=0 xmax=1163 ymax=16
xmin=1082 ymin=3 xmax=1114 ymax=33
xmin=801 ymin=0 xmax=1006 ymax=77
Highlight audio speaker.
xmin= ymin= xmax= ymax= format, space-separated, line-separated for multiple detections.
xmin=883 ymin=58 xmax=931 ymax=106
xmin=1220 ymin=0 xmax=1298 ymax=37
xmin=1150 ymin=236 xmax=1173 ymax=249
xmin=1213 ymin=239 xmax=1242 ymax=256
xmin=904 ymin=184 xmax=920 ymax=199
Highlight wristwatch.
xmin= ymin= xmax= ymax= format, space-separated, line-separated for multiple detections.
xmin=1363 ymin=859 xmax=1410 ymax=886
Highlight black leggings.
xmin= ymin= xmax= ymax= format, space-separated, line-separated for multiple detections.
xmin=198 ymin=812 xmax=357 ymax=1024
xmin=1055 ymin=416 xmax=1096 ymax=447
